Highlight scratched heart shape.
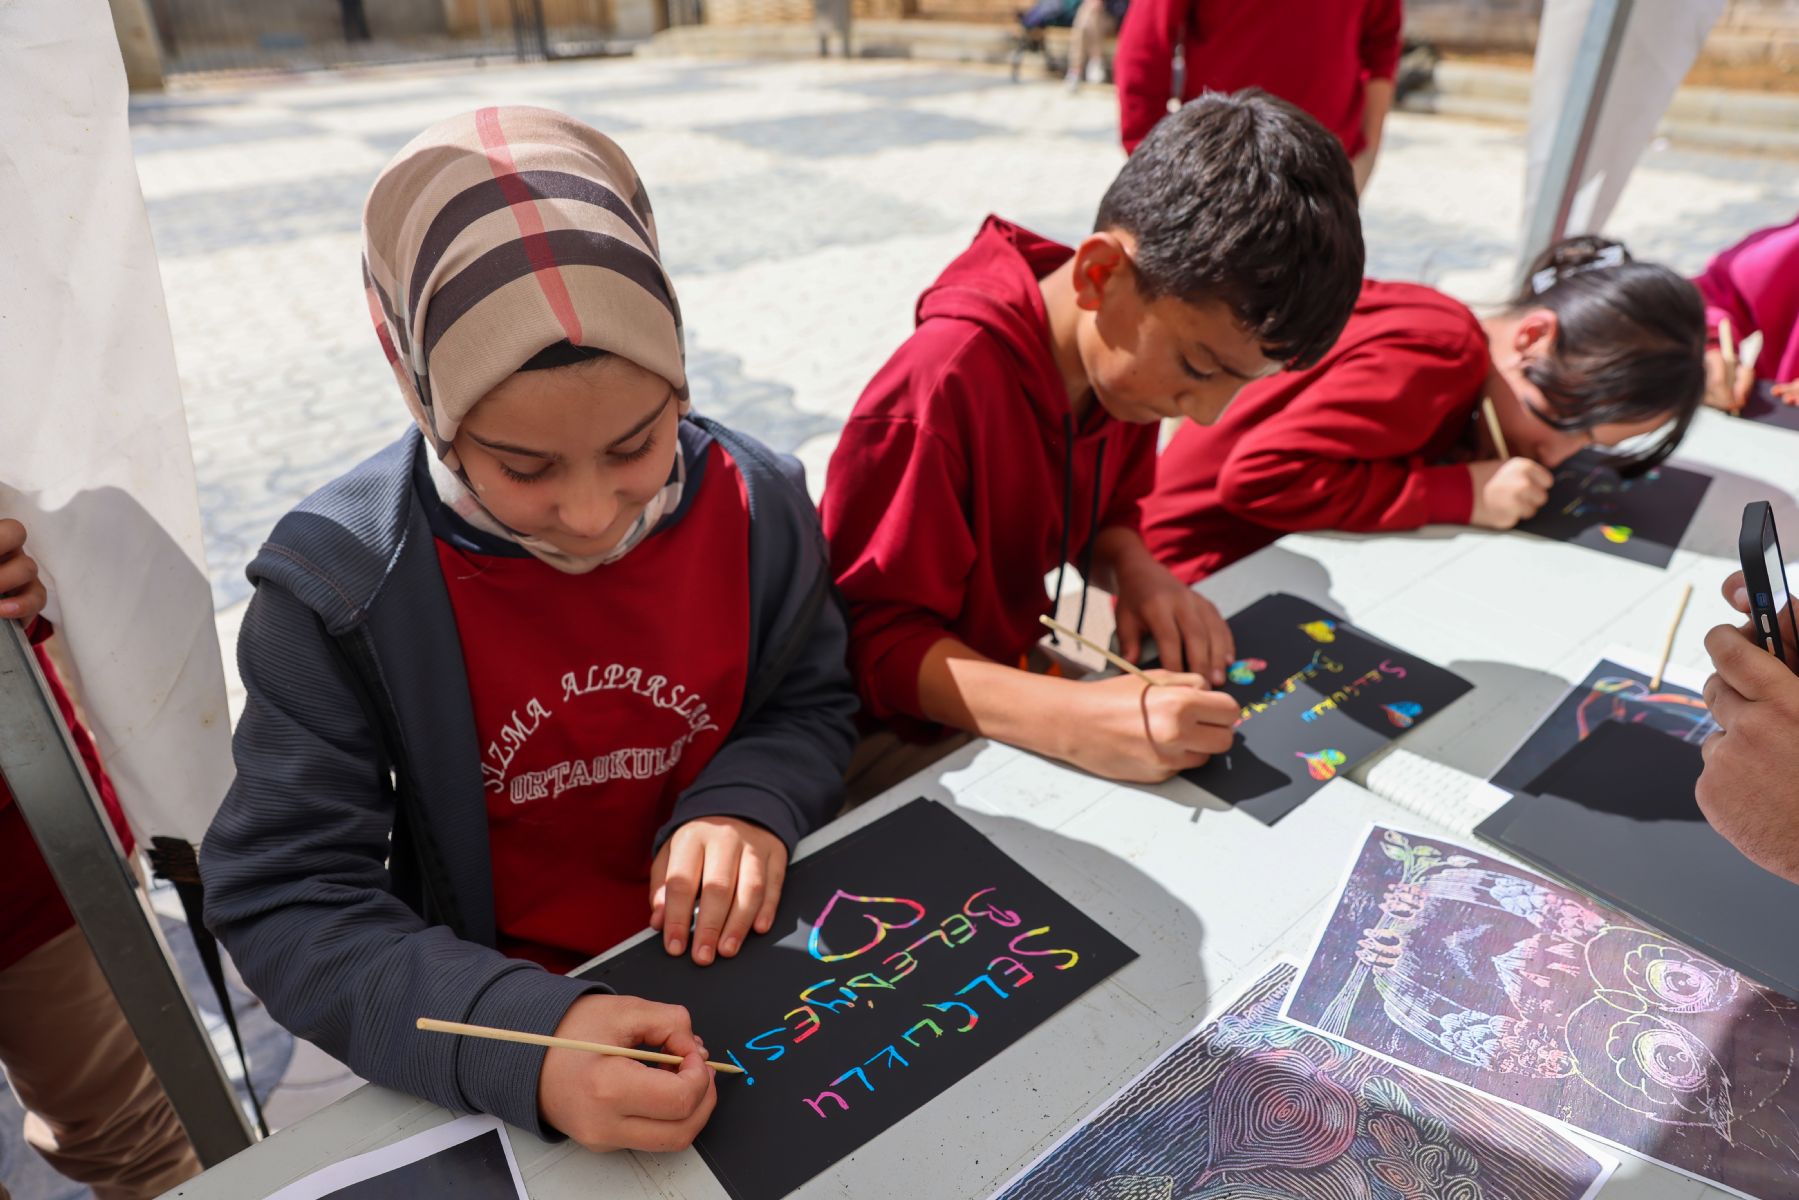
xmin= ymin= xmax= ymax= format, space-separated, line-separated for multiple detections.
xmin=807 ymin=890 xmax=929 ymax=962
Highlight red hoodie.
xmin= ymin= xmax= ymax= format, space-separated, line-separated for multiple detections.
xmin=821 ymin=218 xmax=1158 ymax=734
xmin=1141 ymin=280 xmax=1488 ymax=583
xmin=1115 ymin=0 xmax=1404 ymax=155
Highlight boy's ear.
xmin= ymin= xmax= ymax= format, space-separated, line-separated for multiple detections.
xmin=1071 ymin=233 xmax=1131 ymax=311
xmin=1514 ymin=307 xmax=1560 ymax=355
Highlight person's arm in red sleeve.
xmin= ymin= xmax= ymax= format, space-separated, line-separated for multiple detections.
xmin=1088 ymin=425 xmax=1234 ymax=685
xmin=1215 ymin=334 xmax=1488 ymax=534
xmin=821 ymin=395 xmax=979 ymax=726
xmin=1352 ymin=0 xmax=1404 ymax=191
xmin=1114 ymin=0 xmax=1185 ymax=153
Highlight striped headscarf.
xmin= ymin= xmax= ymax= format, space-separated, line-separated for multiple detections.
xmin=361 ymin=106 xmax=688 ymax=573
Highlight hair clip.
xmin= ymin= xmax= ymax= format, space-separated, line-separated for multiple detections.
xmin=1532 ymin=242 xmax=1628 ymax=294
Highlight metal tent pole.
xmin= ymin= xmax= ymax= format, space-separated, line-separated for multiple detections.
xmin=1516 ymin=0 xmax=1635 ymax=286
xmin=0 ymin=622 xmax=253 ymax=1167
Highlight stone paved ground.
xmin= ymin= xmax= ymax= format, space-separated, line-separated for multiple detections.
xmin=7 ymin=52 xmax=1792 ymax=1200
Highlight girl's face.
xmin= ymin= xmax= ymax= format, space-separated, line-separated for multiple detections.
xmin=452 ymin=354 xmax=681 ymax=558
xmin=1488 ymin=308 xmax=1673 ymax=468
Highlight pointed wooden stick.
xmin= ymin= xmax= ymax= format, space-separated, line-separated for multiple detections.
xmin=416 ymin=1017 xmax=745 ymax=1074
xmin=1649 ymin=582 xmax=1694 ymax=691
xmin=1039 ymin=614 xmax=1159 ymax=684
xmin=1480 ymin=395 xmax=1511 ymax=460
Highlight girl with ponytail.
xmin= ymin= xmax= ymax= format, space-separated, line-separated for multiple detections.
xmin=1140 ymin=234 xmax=1708 ymax=583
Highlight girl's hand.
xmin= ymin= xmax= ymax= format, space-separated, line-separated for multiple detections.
xmin=1775 ymin=381 xmax=1799 ymax=406
xmin=1112 ymin=546 xmax=1234 ymax=685
xmin=1703 ymin=347 xmax=1755 ymax=412
xmin=651 ymin=816 xmax=787 ymax=965
xmin=0 ymin=519 xmax=47 ymax=624
xmin=1059 ymin=670 xmax=1239 ymax=782
xmin=1468 ymin=458 xmax=1554 ymax=529
xmin=537 ymin=993 xmax=717 ymax=1153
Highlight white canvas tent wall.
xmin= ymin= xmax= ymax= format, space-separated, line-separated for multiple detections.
xmin=1521 ymin=0 xmax=1726 ymax=275
xmin=0 ymin=0 xmax=250 ymax=1162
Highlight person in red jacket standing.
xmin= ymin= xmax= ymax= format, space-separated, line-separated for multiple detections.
xmin=0 ymin=518 xmax=201 ymax=1200
xmin=1114 ymin=0 xmax=1403 ymax=192
xmin=822 ymin=91 xmax=1364 ymax=794
xmin=1141 ymin=237 xmax=1708 ymax=584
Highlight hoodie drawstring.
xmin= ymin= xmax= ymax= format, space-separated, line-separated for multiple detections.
xmin=1047 ymin=414 xmax=1108 ymax=643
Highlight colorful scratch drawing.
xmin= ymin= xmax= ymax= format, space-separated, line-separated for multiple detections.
xmin=1383 ymin=702 xmax=1422 ymax=729
xmin=1295 ymin=748 xmax=1347 ymax=781
xmin=1226 ymin=658 xmax=1268 ymax=685
xmin=1284 ymin=827 xmax=1799 ymax=1200
xmin=1515 ymin=449 xmax=1712 ymax=568
xmin=581 ymin=798 xmax=1136 ymax=1200
xmin=991 ymin=963 xmax=1611 ymax=1200
xmin=1490 ymin=656 xmax=1719 ymax=795
xmin=1177 ymin=594 xmax=1472 ymax=825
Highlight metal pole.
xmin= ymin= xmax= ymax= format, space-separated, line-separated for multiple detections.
xmin=0 ymin=623 xmax=253 ymax=1166
xmin=1516 ymin=0 xmax=1634 ymax=287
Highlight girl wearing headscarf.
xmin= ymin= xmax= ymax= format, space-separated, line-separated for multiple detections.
xmin=201 ymin=107 xmax=856 ymax=1152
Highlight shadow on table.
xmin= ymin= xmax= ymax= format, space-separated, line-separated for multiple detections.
xmin=1678 ymin=461 xmax=1799 ymax=563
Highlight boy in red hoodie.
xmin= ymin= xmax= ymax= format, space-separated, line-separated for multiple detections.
xmin=822 ymin=91 xmax=1365 ymax=790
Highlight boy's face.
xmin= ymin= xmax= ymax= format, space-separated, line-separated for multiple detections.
xmin=452 ymin=354 xmax=682 ymax=557
xmin=1073 ymin=233 xmax=1281 ymax=425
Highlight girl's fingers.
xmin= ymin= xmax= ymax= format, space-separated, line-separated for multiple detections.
xmin=688 ymin=836 xmax=742 ymax=966
xmin=717 ymin=850 xmax=764 ymax=958
xmin=659 ymin=836 xmax=706 ymax=957
xmin=755 ymin=851 xmax=787 ymax=935
xmin=648 ymin=843 xmax=672 ymax=931
xmin=1144 ymin=606 xmax=1184 ymax=673
xmin=0 ymin=551 xmax=39 ymax=596
xmin=0 ymin=579 xmax=45 ymax=622
xmin=0 ymin=519 xmax=25 ymax=558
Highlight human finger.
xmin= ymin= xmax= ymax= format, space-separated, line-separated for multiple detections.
xmin=718 ymin=848 xmax=764 ymax=959
xmin=689 ymin=835 xmax=742 ymax=966
xmin=660 ymin=836 xmax=705 ymax=957
xmin=617 ymin=1053 xmax=714 ymax=1123
xmin=1704 ymin=622 xmax=1791 ymax=703
xmin=1113 ymin=604 xmax=1144 ymax=665
xmin=1721 ymin=570 xmax=1748 ymax=614
xmin=754 ymin=847 xmax=786 ymax=935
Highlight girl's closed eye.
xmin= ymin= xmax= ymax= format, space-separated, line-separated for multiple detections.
xmin=498 ymin=460 xmax=553 ymax=484
xmin=612 ymin=434 xmax=658 ymax=464
xmin=1182 ymin=358 xmax=1217 ymax=382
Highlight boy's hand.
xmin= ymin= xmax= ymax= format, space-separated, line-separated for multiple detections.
xmin=537 ymin=994 xmax=717 ymax=1153
xmin=1776 ymin=381 xmax=1799 ymax=405
xmin=1703 ymin=347 xmax=1755 ymax=412
xmin=0 ymin=519 xmax=47 ymax=624
xmin=1468 ymin=458 xmax=1554 ymax=529
xmin=1063 ymin=670 xmax=1239 ymax=782
xmin=651 ymin=816 xmax=787 ymax=965
xmin=1699 ymin=622 xmax=1799 ymax=885
xmin=1111 ymin=543 xmax=1234 ymax=685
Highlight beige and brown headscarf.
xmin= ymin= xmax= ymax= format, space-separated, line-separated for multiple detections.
xmin=361 ymin=106 xmax=688 ymax=572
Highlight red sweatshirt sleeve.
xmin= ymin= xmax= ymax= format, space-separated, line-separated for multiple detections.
xmin=1115 ymin=0 xmax=1185 ymax=153
xmin=822 ymin=398 xmax=977 ymax=724
xmin=1692 ymin=228 xmax=1765 ymax=345
xmin=1215 ymin=331 xmax=1487 ymax=533
xmin=1099 ymin=422 xmax=1159 ymax=532
xmin=1360 ymin=0 xmax=1404 ymax=81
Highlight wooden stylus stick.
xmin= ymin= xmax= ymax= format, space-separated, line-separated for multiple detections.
xmin=1039 ymin=614 xmax=1160 ymax=684
xmin=1649 ymin=582 xmax=1694 ymax=691
xmin=1720 ymin=317 xmax=1740 ymax=412
xmin=1480 ymin=396 xmax=1510 ymax=460
xmin=416 ymin=1017 xmax=745 ymax=1074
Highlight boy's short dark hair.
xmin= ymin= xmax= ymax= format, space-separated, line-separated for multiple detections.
xmin=1095 ymin=89 xmax=1364 ymax=370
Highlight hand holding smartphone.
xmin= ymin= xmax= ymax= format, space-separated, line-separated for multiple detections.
xmin=1738 ymin=500 xmax=1798 ymax=665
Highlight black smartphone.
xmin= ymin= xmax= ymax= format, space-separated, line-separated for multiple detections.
xmin=1739 ymin=501 xmax=1798 ymax=663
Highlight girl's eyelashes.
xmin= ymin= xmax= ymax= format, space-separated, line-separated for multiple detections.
xmin=498 ymin=460 xmax=551 ymax=484
xmin=612 ymin=434 xmax=657 ymax=464
xmin=1181 ymin=359 xmax=1217 ymax=382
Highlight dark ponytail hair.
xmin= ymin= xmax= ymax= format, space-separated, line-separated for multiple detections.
xmin=1509 ymin=235 xmax=1706 ymax=476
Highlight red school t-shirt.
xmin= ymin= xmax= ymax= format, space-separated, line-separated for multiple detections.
xmin=435 ymin=441 xmax=750 ymax=974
